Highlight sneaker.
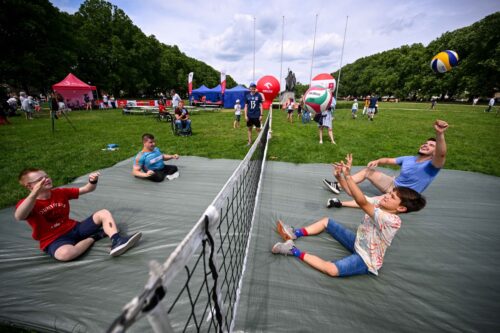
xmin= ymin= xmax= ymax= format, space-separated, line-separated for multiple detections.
xmin=323 ymin=179 xmax=341 ymax=194
xmin=319 ymin=140 xmax=323 ymax=144
xmin=271 ymin=239 xmax=295 ymax=256
xmin=166 ymin=171 xmax=179 ymax=181
xmin=327 ymin=198 xmax=343 ymax=208
xmin=110 ymin=232 xmax=142 ymax=257
xmin=277 ymin=220 xmax=296 ymax=240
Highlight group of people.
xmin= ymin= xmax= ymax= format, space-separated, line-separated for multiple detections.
xmin=272 ymin=119 xmax=449 ymax=278
xmin=14 ymin=133 xmax=181 ymax=262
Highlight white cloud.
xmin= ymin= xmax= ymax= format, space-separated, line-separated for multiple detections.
xmin=50 ymin=0 xmax=500 ymax=85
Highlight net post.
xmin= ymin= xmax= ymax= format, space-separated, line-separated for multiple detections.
xmin=145 ymin=261 xmax=175 ymax=333
xmin=203 ymin=205 xmax=228 ymax=332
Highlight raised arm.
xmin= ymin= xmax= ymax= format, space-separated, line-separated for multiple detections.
xmin=432 ymin=119 xmax=448 ymax=168
xmin=79 ymin=172 xmax=100 ymax=195
xmin=14 ymin=178 xmax=45 ymax=221
xmin=341 ymin=155 xmax=376 ymax=218
xmin=163 ymin=153 xmax=179 ymax=161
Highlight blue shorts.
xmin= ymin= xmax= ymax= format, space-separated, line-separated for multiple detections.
xmin=326 ymin=219 xmax=369 ymax=277
xmin=45 ymin=215 xmax=100 ymax=257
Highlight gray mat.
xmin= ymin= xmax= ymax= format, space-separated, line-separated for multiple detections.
xmin=1 ymin=158 xmax=500 ymax=332
xmin=234 ymin=162 xmax=500 ymax=332
xmin=0 ymin=156 xmax=240 ymax=332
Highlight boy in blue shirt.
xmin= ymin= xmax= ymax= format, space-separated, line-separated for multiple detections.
xmin=132 ymin=133 xmax=180 ymax=182
xmin=244 ymin=83 xmax=264 ymax=146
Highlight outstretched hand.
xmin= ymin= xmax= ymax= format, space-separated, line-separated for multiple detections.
xmin=434 ymin=119 xmax=448 ymax=134
xmin=88 ymin=171 xmax=100 ymax=183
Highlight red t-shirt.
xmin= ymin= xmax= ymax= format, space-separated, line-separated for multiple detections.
xmin=16 ymin=188 xmax=80 ymax=250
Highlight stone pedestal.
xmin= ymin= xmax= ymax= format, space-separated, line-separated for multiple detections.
xmin=280 ymin=91 xmax=296 ymax=106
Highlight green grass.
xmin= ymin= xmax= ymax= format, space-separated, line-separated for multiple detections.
xmin=1 ymin=102 xmax=499 ymax=209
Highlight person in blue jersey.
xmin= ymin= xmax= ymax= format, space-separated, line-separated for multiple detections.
xmin=244 ymin=83 xmax=264 ymax=146
xmin=325 ymin=120 xmax=448 ymax=209
xmin=367 ymin=93 xmax=378 ymax=121
xmin=132 ymin=133 xmax=180 ymax=182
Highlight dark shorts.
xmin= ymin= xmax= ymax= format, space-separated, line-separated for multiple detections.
xmin=287 ymin=109 xmax=293 ymax=114
xmin=246 ymin=117 xmax=261 ymax=128
xmin=146 ymin=164 xmax=179 ymax=182
xmin=45 ymin=215 xmax=100 ymax=257
xmin=235 ymin=114 xmax=241 ymax=121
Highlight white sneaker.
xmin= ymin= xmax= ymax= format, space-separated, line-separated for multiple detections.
xmin=166 ymin=171 xmax=179 ymax=181
xmin=319 ymin=140 xmax=323 ymax=144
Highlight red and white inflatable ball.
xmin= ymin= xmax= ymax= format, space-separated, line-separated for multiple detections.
xmin=311 ymin=73 xmax=336 ymax=92
xmin=256 ymin=75 xmax=280 ymax=109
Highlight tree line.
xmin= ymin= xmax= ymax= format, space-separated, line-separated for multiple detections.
xmin=0 ymin=0 xmax=236 ymax=98
xmin=329 ymin=12 xmax=499 ymax=101
xmin=290 ymin=12 xmax=499 ymax=102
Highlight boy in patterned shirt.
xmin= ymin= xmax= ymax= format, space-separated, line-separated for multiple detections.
xmin=272 ymin=154 xmax=426 ymax=277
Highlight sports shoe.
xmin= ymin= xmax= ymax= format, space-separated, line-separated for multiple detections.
xmin=166 ymin=171 xmax=179 ymax=181
xmin=276 ymin=220 xmax=296 ymax=240
xmin=271 ymin=240 xmax=295 ymax=256
xmin=323 ymin=179 xmax=341 ymax=194
xmin=327 ymin=198 xmax=343 ymax=208
xmin=110 ymin=232 xmax=142 ymax=257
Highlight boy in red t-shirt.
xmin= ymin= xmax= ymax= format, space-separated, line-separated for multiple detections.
xmin=14 ymin=168 xmax=142 ymax=261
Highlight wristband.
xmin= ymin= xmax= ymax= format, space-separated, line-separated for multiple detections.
xmin=89 ymin=178 xmax=98 ymax=184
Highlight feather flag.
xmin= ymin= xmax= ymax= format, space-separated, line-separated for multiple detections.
xmin=188 ymin=72 xmax=194 ymax=95
xmin=220 ymin=70 xmax=226 ymax=94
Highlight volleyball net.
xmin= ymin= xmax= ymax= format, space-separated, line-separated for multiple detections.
xmin=108 ymin=110 xmax=272 ymax=333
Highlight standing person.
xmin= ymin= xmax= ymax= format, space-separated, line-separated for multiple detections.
xmin=472 ymin=97 xmax=479 ymax=106
xmin=102 ymin=93 xmax=109 ymax=108
xmin=21 ymin=95 xmax=34 ymax=120
xmin=7 ymin=94 xmax=18 ymax=116
xmin=362 ymin=95 xmax=370 ymax=116
xmin=367 ymin=94 xmax=377 ymax=121
xmin=286 ymin=98 xmax=294 ymax=124
xmin=84 ymin=94 xmax=92 ymax=110
xmin=272 ymin=155 xmax=426 ymax=277
xmin=109 ymin=95 xmax=116 ymax=109
xmin=297 ymin=99 xmax=303 ymax=120
xmin=233 ymin=99 xmax=242 ymax=128
xmin=14 ymin=168 xmax=142 ymax=261
xmin=171 ymin=89 xmax=181 ymax=109
xmin=318 ymin=103 xmax=335 ymax=145
xmin=485 ymin=97 xmax=495 ymax=112
xmin=351 ymin=99 xmax=359 ymax=119
xmin=325 ymin=120 xmax=448 ymax=208
xmin=430 ymin=98 xmax=437 ymax=110
xmin=132 ymin=133 xmax=180 ymax=182
xmin=244 ymin=82 xmax=264 ymax=146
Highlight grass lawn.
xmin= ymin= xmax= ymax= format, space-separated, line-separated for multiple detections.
xmin=1 ymin=101 xmax=499 ymax=209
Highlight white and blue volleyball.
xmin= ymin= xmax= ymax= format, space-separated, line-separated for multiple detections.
xmin=430 ymin=50 xmax=459 ymax=73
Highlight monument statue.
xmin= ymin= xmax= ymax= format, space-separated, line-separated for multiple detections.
xmin=285 ymin=69 xmax=296 ymax=92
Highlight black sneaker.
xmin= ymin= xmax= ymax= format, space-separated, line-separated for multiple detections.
xmin=110 ymin=232 xmax=142 ymax=257
xmin=327 ymin=198 xmax=343 ymax=208
xmin=323 ymin=179 xmax=341 ymax=194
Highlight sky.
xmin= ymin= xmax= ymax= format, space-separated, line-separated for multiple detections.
xmin=51 ymin=0 xmax=499 ymax=88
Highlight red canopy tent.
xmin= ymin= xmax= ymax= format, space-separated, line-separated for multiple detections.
xmin=52 ymin=73 xmax=97 ymax=108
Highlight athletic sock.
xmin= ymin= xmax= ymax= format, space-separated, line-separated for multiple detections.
xmin=294 ymin=228 xmax=308 ymax=238
xmin=110 ymin=233 xmax=120 ymax=243
xmin=291 ymin=246 xmax=306 ymax=260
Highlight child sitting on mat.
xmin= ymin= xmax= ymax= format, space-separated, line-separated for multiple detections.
xmin=271 ymin=154 xmax=426 ymax=277
xmin=14 ymin=168 xmax=142 ymax=261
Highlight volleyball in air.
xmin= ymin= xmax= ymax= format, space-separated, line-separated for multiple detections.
xmin=430 ymin=50 xmax=459 ymax=73
xmin=304 ymin=86 xmax=332 ymax=114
